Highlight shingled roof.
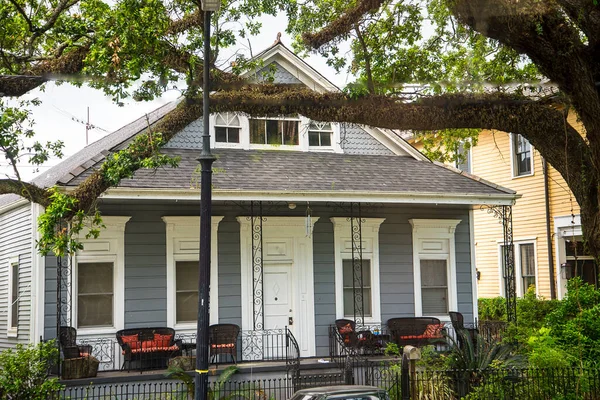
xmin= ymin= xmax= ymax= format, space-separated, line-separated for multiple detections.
xmin=63 ymin=148 xmax=515 ymax=201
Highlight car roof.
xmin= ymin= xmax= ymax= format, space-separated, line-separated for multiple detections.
xmin=294 ymin=386 xmax=385 ymax=396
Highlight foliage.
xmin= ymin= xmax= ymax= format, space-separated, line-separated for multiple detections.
xmin=526 ymin=327 xmax=575 ymax=369
xmin=0 ymin=99 xmax=63 ymax=180
xmin=545 ymin=278 xmax=600 ymax=363
xmin=0 ymin=340 xmax=64 ymax=399
xmin=478 ymin=297 xmax=507 ymax=321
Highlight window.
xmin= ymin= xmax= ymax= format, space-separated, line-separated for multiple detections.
xmin=331 ymin=218 xmax=385 ymax=323
xmin=250 ymin=119 xmax=299 ymax=145
xmin=410 ymin=219 xmax=461 ymax=317
xmin=421 ymin=259 xmax=448 ymax=315
xmin=7 ymin=257 xmax=19 ymax=336
xmin=512 ymin=134 xmax=532 ymax=176
xmin=176 ymin=261 xmax=199 ymax=323
xmin=163 ymin=216 xmax=223 ymax=328
xmin=215 ymin=113 xmax=241 ymax=143
xmin=77 ymin=262 xmax=114 ymax=327
xmin=454 ymin=141 xmax=471 ymax=173
xmin=308 ymin=122 xmax=333 ymax=147
xmin=499 ymin=241 xmax=537 ymax=297
xmin=75 ymin=216 xmax=129 ymax=333
xmin=342 ymin=259 xmax=372 ymax=318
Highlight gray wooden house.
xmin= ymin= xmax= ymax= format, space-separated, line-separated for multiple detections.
xmin=0 ymin=41 xmax=516 ymax=376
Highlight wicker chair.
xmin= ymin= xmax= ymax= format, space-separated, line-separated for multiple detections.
xmin=449 ymin=311 xmax=478 ymax=347
xmin=116 ymin=327 xmax=182 ymax=372
xmin=209 ymin=324 xmax=240 ymax=365
xmin=334 ymin=319 xmax=373 ymax=351
xmin=59 ymin=326 xmax=98 ymax=379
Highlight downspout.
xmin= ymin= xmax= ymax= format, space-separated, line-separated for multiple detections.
xmin=543 ymin=157 xmax=557 ymax=299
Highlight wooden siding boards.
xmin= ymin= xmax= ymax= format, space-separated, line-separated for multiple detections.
xmin=0 ymin=204 xmax=33 ymax=348
xmin=41 ymin=201 xmax=475 ymax=356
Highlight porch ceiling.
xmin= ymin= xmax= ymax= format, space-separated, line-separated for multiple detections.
xmin=64 ymin=149 xmax=517 ymax=206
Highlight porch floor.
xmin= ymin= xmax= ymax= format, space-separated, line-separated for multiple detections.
xmin=60 ymin=355 xmax=396 ymax=386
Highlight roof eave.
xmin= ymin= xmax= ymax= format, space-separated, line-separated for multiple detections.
xmin=96 ymin=187 xmax=519 ymax=206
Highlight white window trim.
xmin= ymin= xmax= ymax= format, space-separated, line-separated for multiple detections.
xmin=210 ymin=113 xmax=343 ymax=153
xmin=509 ymin=133 xmax=534 ymax=178
xmin=497 ymin=239 xmax=538 ymax=297
xmin=331 ymin=217 xmax=385 ymax=324
xmin=7 ymin=256 xmax=19 ymax=338
xmin=163 ymin=216 xmax=223 ymax=331
xmin=454 ymin=140 xmax=472 ymax=173
xmin=74 ymin=216 xmax=129 ymax=336
xmin=410 ymin=219 xmax=461 ymax=320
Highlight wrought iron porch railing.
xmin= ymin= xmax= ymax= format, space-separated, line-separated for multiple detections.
xmin=58 ymin=328 xmax=301 ymax=379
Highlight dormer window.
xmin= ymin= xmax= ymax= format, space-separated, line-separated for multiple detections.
xmin=250 ymin=118 xmax=299 ymax=145
xmin=215 ymin=113 xmax=241 ymax=143
xmin=308 ymin=122 xmax=333 ymax=147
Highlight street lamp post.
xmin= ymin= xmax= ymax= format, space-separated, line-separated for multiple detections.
xmin=196 ymin=1 xmax=220 ymax=400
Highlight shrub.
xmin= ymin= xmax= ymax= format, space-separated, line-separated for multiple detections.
xmin=478 ymin=297 xmax=506 ymax=321
xmin=526 ymin=327 xmax=574 ymax=368
xmin=0 ymin=340 xmax=63 ymax=399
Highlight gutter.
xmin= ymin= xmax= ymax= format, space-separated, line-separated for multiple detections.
xmin=543 ymin=157 xmax=557 ymax=299
xmin=95 ymin=187 xmax=520 ymax=206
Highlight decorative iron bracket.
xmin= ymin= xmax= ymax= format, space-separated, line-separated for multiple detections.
xmin=249 ymin=201 xmax=265 ymax=330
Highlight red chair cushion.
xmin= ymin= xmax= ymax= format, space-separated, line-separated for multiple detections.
xmin=121 ymin=334 xmax=140 ymax=350
xmin=129 ymin=344 xmax=180 ymax=354
xmin=339 ymin=323 xmax=353 ymax=334
xmin=423 ymin=324 xmax=444 ymax=338
xmin=399 ymin=334 xmax=426 ymax=340
xmin=210 ymin=343 xmax=235 ymax=349
xmin=153 ymin=333 xmax=173 ymax=347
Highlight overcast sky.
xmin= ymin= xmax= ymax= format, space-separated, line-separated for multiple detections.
xmin=2 ymin=14 xmax=351 ymax=182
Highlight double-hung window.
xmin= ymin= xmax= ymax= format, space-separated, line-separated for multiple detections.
xmin=7 ymin=257 xmax=19 ymax=337
xmin=331 ymin=218 xmax=385 ymax=323
xmin=175 ymin=261 xmax=199 ymax=323
xmin=499 ymin=241 xmax=537 ymax=297
xmin=250 ymin=118 xmax=299 ymax=145
xmin=410 ymin=219 xmax=461 ymax=317
xmin=77 ymin=262 xmax=114 ymax=327
xmin=454 ymin=141 xmax=471 ymax=173
xmin=512 ymin=134 xmax=532 ymax=176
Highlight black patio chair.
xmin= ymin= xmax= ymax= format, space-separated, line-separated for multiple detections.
xmin=209 ymin=323 xmax=240 ymax=365
xmin=59 ymin=326 xmax=93 ymax=359
xmin=449 ymin=311 xmax=478 ymax=347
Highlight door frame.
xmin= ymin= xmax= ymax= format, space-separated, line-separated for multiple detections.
xmin=238 ymin=216 xmax=319 ymax=357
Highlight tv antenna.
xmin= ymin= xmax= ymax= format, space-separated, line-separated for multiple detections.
xmin=53 ymin=105 xmax=110 ymax=145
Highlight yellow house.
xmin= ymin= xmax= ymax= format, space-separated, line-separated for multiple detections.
xmin=408 ymin=115 xmax=596 ymax=300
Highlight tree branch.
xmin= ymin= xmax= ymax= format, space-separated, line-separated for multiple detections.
xmin=0 ymin=179 xmax=49 ymax=206
xmin=7 ymin=0 xmax=34 ymax=33
xmin=302 ymin=0 xmax=385 ymax=49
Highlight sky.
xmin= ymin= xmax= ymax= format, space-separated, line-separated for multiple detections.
xmin=2 ymin=13 xmax=352 ymax=182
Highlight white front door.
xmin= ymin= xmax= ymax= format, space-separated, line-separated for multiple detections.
xmin=263 ymin=264 xmax=293 ymax=330
xmin=239 ymin=216 xmax=319 ymax=357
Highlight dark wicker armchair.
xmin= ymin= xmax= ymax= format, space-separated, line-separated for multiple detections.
xmin=334 ymin=319 xmax=373 ymax=351
xmin=209 ymin=324 xmax=240 ymax=364
xmin=59 ymin=326 xmax=92 ymax=359
xmin=449 ymin=311 xmax=478 ymax=347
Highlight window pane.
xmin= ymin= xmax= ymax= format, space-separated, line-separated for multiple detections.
xmin=176 ymin=261 xmax=198 ymax=291
xmin=79 ymin=263 xmax=113 ymax=294
xmin=566 ymin=240 xmax=589 ymax=257
xmin=320 ymin=132 xmax=332 ymax=146
xmin=78 ymin=262 xmax=113 ymax=327
xmin=11 ymin=264 xmax=18 ymax=328
xmin=176 ymin=292 xmax=198 ymax=323
xmin=282 ymin=121 xmax=299 ymax=145
xmin=309 ymin=132 xmax=320 ymax=146
xmin=422 ymin=288 xmax=448 ymax=314
xmin=266 ymin=120 xmax=281 ymax=144
xmin=420 ymin=259 xmax=447 ymax=287
xmin=250 ymin=120 xmax=265 ymax=144
xmin=215 ymin=114 xmax=227 ymax=125
xmin=342 ymin=259 xmax=372 ymax=317
xmin=228 ymin=128 xmax=240 ymax=143
xmin=215 ymin=127 xmax=227 ymax=142
xmin=78 ymin=295 xmax=113 ymax=327
xmin=520 ymin=244 xmax=535 ymax=276
xmin=343 ymin=288 xmax=372 ymax=317
xmin=518 ymin=152 xmax=531 ymax=175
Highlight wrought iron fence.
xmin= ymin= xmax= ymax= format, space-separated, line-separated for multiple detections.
xmin=51 ymin=366 xmax=600 ymax=400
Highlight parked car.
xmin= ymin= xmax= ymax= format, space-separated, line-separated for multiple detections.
xmin=290 ymin=386 xmax=391 ymax=400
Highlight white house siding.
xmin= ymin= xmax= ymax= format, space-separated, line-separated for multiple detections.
xmin=0 ymin=203 xmax=34 ymax=348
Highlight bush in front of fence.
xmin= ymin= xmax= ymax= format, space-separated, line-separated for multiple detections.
xmin=0 ymin=340 xmax=64 ymax=399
